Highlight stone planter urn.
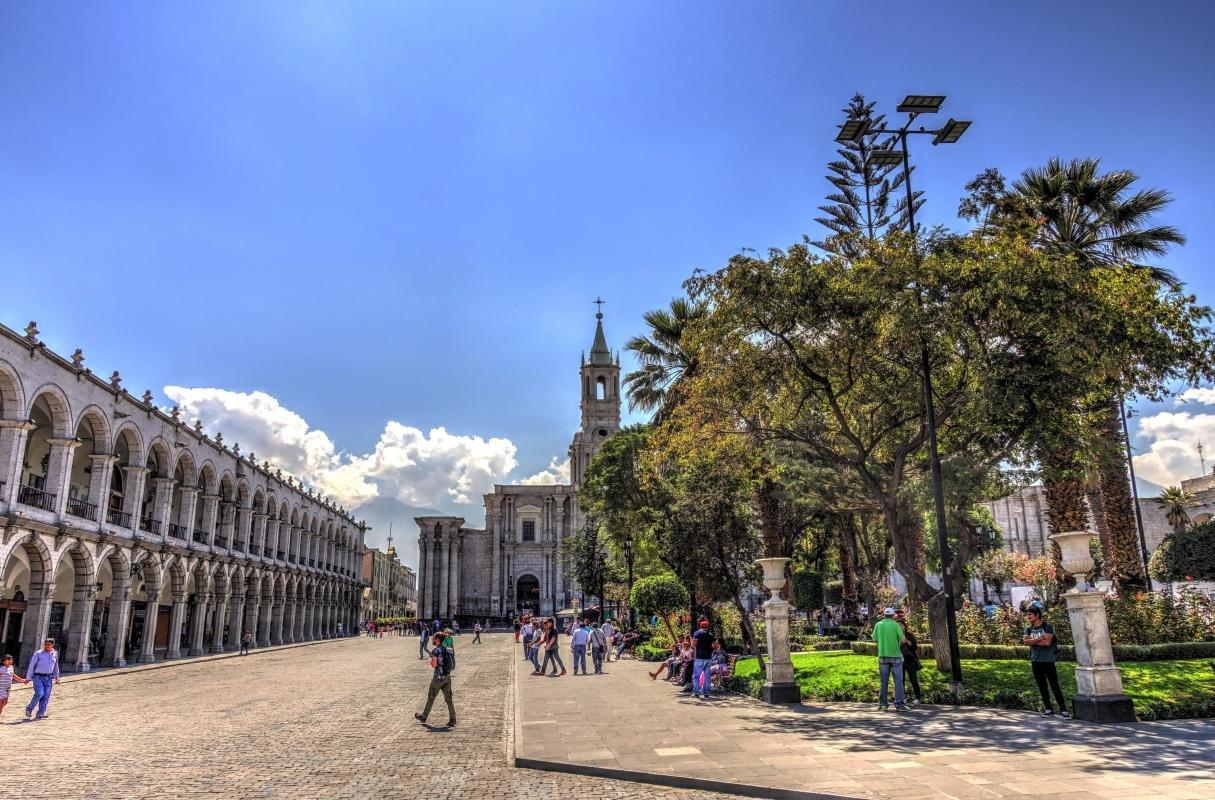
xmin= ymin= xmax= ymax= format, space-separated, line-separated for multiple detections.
xmin=1047 ymin=530 xmax=1136 ymax=723
xmin=755 ymin=557 xmax=801 ymax=704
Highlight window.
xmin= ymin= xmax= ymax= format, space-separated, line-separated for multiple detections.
xmin=522 ymin=520 xmax=535 ymax=542
xmin=596 ymin=377 xmax=606 ymax=400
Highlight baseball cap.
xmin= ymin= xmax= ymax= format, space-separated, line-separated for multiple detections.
xmin=883 ymin=607 xmax=896 ymax=617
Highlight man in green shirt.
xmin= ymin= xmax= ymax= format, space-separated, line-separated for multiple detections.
xmin=871 ymin=607 xmax=908 ymax=711
xmin=1023 ymin=605 xmax=1069 ymax=718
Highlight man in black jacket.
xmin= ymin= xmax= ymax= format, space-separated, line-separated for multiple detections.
xmin=415 ymin=633 xmax=457 ymax=727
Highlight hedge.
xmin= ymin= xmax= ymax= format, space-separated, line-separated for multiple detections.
xmin=849 ymin=640 xmax=1215 ymax=662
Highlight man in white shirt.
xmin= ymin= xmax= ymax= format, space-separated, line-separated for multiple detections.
xmin=519 ymin=619 xmax=534 ymax=661
xmin=24 ymin=639 xmax=60 ymax=721
xmin=600 ymin=620 xmax=615 ymax=662
xmin=570 ymin=621 xmax=591 ymax=674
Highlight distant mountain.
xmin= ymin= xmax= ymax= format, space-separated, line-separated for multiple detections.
xmin=1134 ymin=476 xmax=1165 ymax=499
xmin=349 ymin=497 xmax=444 ymax=571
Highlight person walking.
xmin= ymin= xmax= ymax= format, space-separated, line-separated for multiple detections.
xmin=24 ymin=639 xmax=61 ymax=720
xmin=688 ymin=618 xmax=715 ymax=699
xmin=895 ymin=611 xmax=923 ymax=705
xmin=1024 ymin=605 xmax=1070 ymax=718
xmin=1 ymin=653 xmax=29 ymax=721
xmin=540 ymin=618 xmax=566 ymax=677
xmin=872 ymin=608 xmax=908 ymax=712
xmin=589 ymin=622 xmax=607 ymax=674
xmin=414 ymin=633 xmax=457 ymax=727
xmin=519 ymin=618 xmax=534 ymax=661
xmin=513 ymin=617 xmax=521 ymax=642
xmin=441 ymin=629 xmax=455 ymax=672
xmin=472 ymin=621 xmax=482 ymax=645
xmin=527 ymin=622 xmax=544 ymax=674
xmin=600 ymin=619 xmax=615 ymax=663
xmin=418 ymin=622 xmax=431 ymax=659
xmin=570 ymin=620 xmax=590 ymax=674
xmin=240 ymin=629 xmax=253 ymax=655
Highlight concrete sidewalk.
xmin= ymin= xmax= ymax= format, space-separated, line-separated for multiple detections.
xmin=514 ymin=651 xmax=1215 ymax=800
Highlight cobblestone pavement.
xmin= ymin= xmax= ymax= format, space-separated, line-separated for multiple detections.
xmin=0 ymin=635 xmax=736 ymax=800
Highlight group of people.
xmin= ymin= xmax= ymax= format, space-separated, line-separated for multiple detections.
xmin=0 ymin=639 xmax=60 ymax=722
xmin=648 ymin=619 xmax=728 ymax=699
xmin=871 ymin=602 xmax=1069 ymax=717
xmin=513 ymin=615 xmax=641 ymax=676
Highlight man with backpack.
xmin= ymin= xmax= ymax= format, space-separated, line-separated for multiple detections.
xmin=1024 ymin=604 xmax=1070 ymax=718
xmin=589 ymin=622 xmax=608 ymax=674
xmin=415 ymin=633 xmax=457 ymax=727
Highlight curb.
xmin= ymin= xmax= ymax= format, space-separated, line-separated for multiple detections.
xmin=509 ymin=646 xmax=856 ymax=800
xmin=7 ymin=636 xmax=349 ymax=694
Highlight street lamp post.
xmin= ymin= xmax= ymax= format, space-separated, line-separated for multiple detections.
xmin=597 ymin=547 xmax=608 ymax=624
xmin=624 ymin=534 xmax=636 ymax=629
xmin=836 ymin=95 xmax=972 ymax=691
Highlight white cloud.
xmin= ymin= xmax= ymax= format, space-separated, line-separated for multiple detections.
xmin=1176 ymin=387 xmax=1215 ymax=406
xmin=519 ymin=456 xmax=571 ymax=486
xmin=1132 ymin=409 xmax=1215 ymax=488
xmin=163 ymin=386 xmax=519 ymax=511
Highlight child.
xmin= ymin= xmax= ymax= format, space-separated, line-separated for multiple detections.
xmin=1 ymin=654 xmax=30 ymax=720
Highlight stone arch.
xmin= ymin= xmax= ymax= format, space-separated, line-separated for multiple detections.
xmin=219 ymin=472 xmax=235 ymax=502
xmin=197 ymin=461 xmax=218 ymax=495
xmin=0 ymin=533 xmax=49 ymax=668
xmin=66 ymin=406 xmax=112 ymax=521
xmin=24 ymin=383 xmax=72 ymax=437
xmin=164 ymin=555 xmax=188 ymax=600
xmin=0 ymin=357 xmax=26 ymax=420
xmin=46 ymin=541 xmax=97 ymax=669
xmin=73 ymin=405 xmax=113 ymax=454
xmin=253 ymin=488 xmax=266 ymax=514
xmin=146 ymin=438 xmax=172 ymax=479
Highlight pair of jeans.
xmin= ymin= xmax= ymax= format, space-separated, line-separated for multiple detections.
xmin=1032 ymin=661 xmax=1067 ymax=712
xmin=591 ymin=648 xmax=604 ymax=673
xmin=528 ymin=645 xmax=541 ymax=672
xmin=420 ymin=676 xmax=456 ymax=722
xmin=26 ymin=674 xmax=54 ymax=717
xmin=572 ymin=644 xmax=587 ymax=673
xmin=240 ymin=642 xmax=250 ymax=655
xmin=419 ymin=639 xmax=430 ymax=658
xmin=878 ymin=656 xmax=905 ymax=707
xmin=692 ymin=658 xmax=711 ymax=696
xmin=473 ymin=631 xmax=481 ymax=644
xmin=542 ymin=648 xmax=566 ymax=675
xmin=522 ymin=640 xmax=532 ymax=661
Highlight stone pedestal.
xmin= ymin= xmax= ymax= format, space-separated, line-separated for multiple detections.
xmin=1049 ymin=531 xmax=1135 ymax=724
xmin=756 ymin=557 xmax=801 ymax=705
xmin=1062 ymin=589 xmax=1136 ymax=723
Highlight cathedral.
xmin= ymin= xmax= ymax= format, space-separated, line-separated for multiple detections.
xmin=414 ymin=311 xmax=621 ymax=622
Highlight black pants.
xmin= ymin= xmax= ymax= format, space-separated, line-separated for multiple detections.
xmin=420 ymin=676 xmax=456 ymax=722
xmin=473 ymin=631 xmax=481 ymax=644
xmin=542 ymin=648 xmax=566 ymax=675
xmin=905 ymin=665 xmax=922 ymax=701
xmin=1032 ymin=661 xmax=1067 ymax=712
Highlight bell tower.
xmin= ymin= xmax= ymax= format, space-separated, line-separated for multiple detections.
xmin=569 ymin=300 xmax=621 ymax=487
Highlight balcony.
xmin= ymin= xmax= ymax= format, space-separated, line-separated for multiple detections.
xmin=215 ymin=535 xmax=229 ymax=549
xmin=249 ymin=544 xmax=260 ymax=557
xmin=277 ymin=550 xmax=285 ymax=561
xmin=66 ymin=496 xmax=98 ymax=521
xmin=308 ymin=558 xmax=316 ymax=568
xmin=167 ymin=522 xmax=187 ymax=540
xmin=139 ymin=516 xmax=161 ymax=536
xmin=234 ymin=539 xmax=246 ymax=551
xmin=18 ymin=484 xmax=56 ymax=512
xmin=107 ymin=507 xmax=132 ymax=527
xmin=193 ymin=528 xmax=208 ymax=544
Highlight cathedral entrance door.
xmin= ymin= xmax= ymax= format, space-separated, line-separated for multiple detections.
xmin=515 ymin=575 xmax=540 ymax=616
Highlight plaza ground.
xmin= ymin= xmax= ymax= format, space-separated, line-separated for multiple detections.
xmin=0 ymin=635 xmax=726 ymax=800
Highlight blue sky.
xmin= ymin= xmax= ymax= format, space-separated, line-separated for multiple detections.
xmin=3 ymin=2 xmax=1215 ymax=550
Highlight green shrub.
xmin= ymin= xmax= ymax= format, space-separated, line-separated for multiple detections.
xmin=824 ymin=580 xmax=843 ymax=606
xmin=850 ymin=639 xmax=1215 ymax=662
xmin=635 ymin=642 xmax=670 ymax=662
xmin=833 ymin=625 xmax=861 ymax=641
xmin=791 ymin=569 xmax=824 ymax=611
xmin=1149 ymin=520 xmax=1215 ymax=582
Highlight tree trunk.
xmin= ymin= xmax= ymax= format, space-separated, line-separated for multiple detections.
xmin=1093 ymin=395 xmax=1147 ymax=594
xmin=1041 ymin=450 xmax=1088 ymax=593
xmin=926 ymin=590 xmax=954 ymax=675
xmin=838 ymin=537 xmax=859 ymax=623
xmin=733 ymin=594 xmax=765 ymax=673
xmin=1084 ymin=475 xmax=1113 ymax=574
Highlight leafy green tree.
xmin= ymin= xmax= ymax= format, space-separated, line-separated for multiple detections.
xmin=791 ymin=569 xmax=824 ymax=611
xmin=630 ymin=574 xmax=689 ymax=640
xmin=1148 ymin=520 xmax=1215 ymax=583
xmin=970 ymin=549 xmax=1019 ymax=603
xmin=623 ymin=297 xmax=707 ymax=420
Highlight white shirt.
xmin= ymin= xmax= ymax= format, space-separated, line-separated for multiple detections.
xmin=520 ymin=623 xmax=533 ymax=639
xmin=601 ymin=622 xmax=614 ymax=640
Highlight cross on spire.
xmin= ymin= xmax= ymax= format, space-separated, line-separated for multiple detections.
xmin=593 ymin=296 xmax=605 ymax=318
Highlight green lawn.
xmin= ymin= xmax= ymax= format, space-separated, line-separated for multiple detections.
xmin=732 ymin=651 xmax=1215 ymax=719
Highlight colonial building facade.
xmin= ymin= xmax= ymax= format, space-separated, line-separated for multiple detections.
xmin=361 ymin=545 xmax=415 ymax=620
xmin=0 ymin=321 xmax=366 ymax=671
xmin=416 ymin=312 xmax=621 ymax=622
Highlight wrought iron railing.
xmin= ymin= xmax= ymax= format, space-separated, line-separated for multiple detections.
xmin=168 ymin=522 xmax=187 ymax=539
xmin=277 ymin=549 xmax=286 ymax=561
xmin=18 ymin=484 xmax=56 ymax=511
xmin=193 ymin=528 xmax=208 ymax=544
xmin=108 ymin=507 xmax=132 ymax=527
xmin=215 ymin=535 xmax=229 ymax=549
xmin=139 ymin=516 xmax=161 ymax=535
xmin=234 ymin=539 xmax=246 ymax=551
xmin=66 ymin=496 xmax=98 ymax=521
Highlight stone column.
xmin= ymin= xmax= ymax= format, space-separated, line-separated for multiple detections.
xmin=244 ymin=599 xmax=260 ymax=647
xmin=199 ymin=494 xmax=220 ymax=545
xmin=63 ymin=582 xmax=97 ymax=671
xmin=418 ymin=533 xmax=430 ymax=620
xmin=258 ymin=598 xmax=273 ymax=646
xmin=18 ymin=582 xmax=53 ymax=672
xmin=437 ymin=531 xmax=450 ymax=619
xmin=44 ymin=437 xmax=80 ymax=517
xmin=152 ymin=477 xmax=175 ymax=534
xmin=283 ymin=596 xmax=296 ymax=643
xmin=219 ymin=501 xmax=235 ymax=549
xmin=121 ymin=466 xmax=150 ymax=531
xmin=0 ymin=420 xmax=34 ymax=506
xmin=166 ymin=596 xmax=187 ymax=659
xmin=449 ymin=537 xmax=461 ymax=618
xmin=138 ymin=593 xmax=160 ymax=663
xmin=271 ymin=596 xmax=285 ymax=645
xmin=87 ymin=453 xmax=117 ymax=523
xmin=178 ymin=487 xmax=200 ymax=539
xmin=103 ymin=582 xmax=132 ymax=668
xmin=294 ymin=598 xmax=305 ymax=642
xmin=756 ymin=558 xmax=801 ymax=704
xmin=226 ymin=597 xmax=245 ymax=652
xmin=210 ymin=594 xmax=228 ymax=653
xmin=253 ymin=514 xmax=268 ymax=557
xmin=189 ymin=594 xmax=209 ymax=655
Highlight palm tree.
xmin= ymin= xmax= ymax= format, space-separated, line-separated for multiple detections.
xmin=622 ymin=297 xmax=707 ymax=419
xmin=1155 ymin=486 xmax=1196 ymax=534
xmin=1012 ymin=157 xmax=1185 ymax=594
